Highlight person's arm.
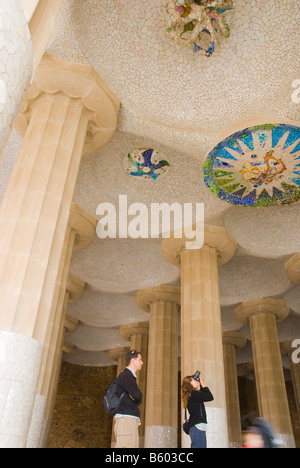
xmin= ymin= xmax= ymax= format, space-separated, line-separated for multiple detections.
xmin=192 ymin=387 xmax=214 ymax=402
xmin=118 ymin=370 xmax=143 ymax=404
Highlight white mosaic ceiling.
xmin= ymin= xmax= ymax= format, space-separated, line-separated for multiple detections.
xmin=48 ymin=0 xmax=300 ymax=157
xmin=2 ymin=0 xmax=300 ymax=367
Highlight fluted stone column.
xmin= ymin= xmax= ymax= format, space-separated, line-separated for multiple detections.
xmin=285 ymin=253 xmax=300 ymax=286
xmin=27 ymin=204 xmax=95 ymax=448
xmin=285 ymin=254 xmax=300 ymax=424
xmin=39 ymin=274 xmax=83 ymax=448
xmin=162 ymin=225 xmax=236 ymax=448
xmin=223 ymin=331 xmax=247 ymax=448
xmin=109 ymin=346 xmax=131 ymax=448
xmin=136 ymin=286 xmax=180 ymax=448
xmin=235 ymin=299 xmax=295 ymax=448
xmin=281 ymin=341 xmax=300 ymax=423
xmin=38 ymin=310 xmax=78 ymax=448
xmin=109 ymin=347 xmax=130 ymax=378
xmin=120 ymin=322 xmax=149 ymax=448
xmin=0 ymin=53 xmax=119 ymax=447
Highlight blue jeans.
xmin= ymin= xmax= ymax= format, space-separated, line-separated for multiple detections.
xmin=190 ymin=425 xmax=207 ymax=448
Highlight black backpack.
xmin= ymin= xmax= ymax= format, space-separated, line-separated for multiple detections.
xmin=103 ymin=379 xmax=125 ymax=415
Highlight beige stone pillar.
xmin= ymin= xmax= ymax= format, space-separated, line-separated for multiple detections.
xmin=285 ymin=253 xmax=300 ymax=286
xmin=281 ymin=341 xmax=300 ymax=423
xmin=223 ymin=331 xmax=247 ymax=448
xmin=40 ymin=274 xmax=83 ymax=448
xmin=162 ymin=225 xmax=236 ymax=448
xmin=0 ymin=53 xmax=119 ymax=447
xmin=136 ymin=286 xmax=180 ymax=448
xmin=120 ymin=322 xmax=149 ymax=447
xmin=109 ymin=347 xmax=130 ymax=378
xmin=109 ymin=346 xmax=131 ymax=448
xmin=235 ymin=299 xmax=295 ymax=448
xmin=285 ymin=255 xmax=300 ymax=424
xmin=27 ymin=204 xmax=95 ymax=447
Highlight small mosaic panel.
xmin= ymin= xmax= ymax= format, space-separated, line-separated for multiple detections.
xmin=203 ymin=124 xmax=300 ymax=207
xmin=124 ymin=148 xmax=171 ymax=180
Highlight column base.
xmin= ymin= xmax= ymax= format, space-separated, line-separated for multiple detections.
xmin=181 ymin=407 xmax=229 ymax=449
xmin=206 ymin=407 xmax=229 ymax=448
xmin=26 ymin=394 xmax=47 ymax=448
xmin=0 ymin=331 xmax=43 ymax=448
xmin=276 ymin=434 xmax=296 ymax=448
xmin=144 ymin=426 xmax=177 ymax=448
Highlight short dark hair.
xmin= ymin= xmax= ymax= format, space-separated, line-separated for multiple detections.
xmin=126 ymin=349 xmax=141 ymax=365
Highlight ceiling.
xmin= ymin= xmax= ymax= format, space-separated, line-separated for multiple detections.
xmin=1 ymin=0 xmax=300 ymax=373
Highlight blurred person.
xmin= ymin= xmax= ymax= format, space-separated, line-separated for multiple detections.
xmin=242 ymin=427 xmax=265 ymax=448
xmin=241 ymin=415 xmax=280 ymax=448
xmin=181 ymin=371 xmax=214 ymax=448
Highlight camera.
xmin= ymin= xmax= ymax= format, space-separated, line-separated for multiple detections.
xmin=192 ymin=370 xmax=201 ymax=382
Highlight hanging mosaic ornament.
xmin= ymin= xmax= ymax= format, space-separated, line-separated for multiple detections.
xmin=124 ymin=148 xmax=171 ymax=180
xmin=164 ymin=0 xmax=234 ymax=56
xmin=203 ymin=124 xmax=300 ymax=207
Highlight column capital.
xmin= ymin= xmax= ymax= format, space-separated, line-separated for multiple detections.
xmin=66 ymin=273 xmax=85 ymax=302
xmin=235 ymin=298 xmax=289 ymax=324
xmin=280 ymin=340 xmax=294 ymax=357
xmin=64 ymin=314 xmax=78 ymax=334
xmin=109 ymin=346 xmax=130 ymax=362
xmin=62 ymin=343 xmax=75 ymax=355
xmin=285 ymin=253 xmax=300 ymax=285
xmin=120 ymin=321 xmax=149 ymax=341
xmin=14 ymin=53 xmax=120 ymax=154
xmin=223 ymin=331 xmax=247 ymax=349
xmin=69 ymin=203 xmax=97 ymax=251
xmin=162 ymin=225 xmax=236 ymax=267
xmin=136 ymin=285 xmax=181 ymax=313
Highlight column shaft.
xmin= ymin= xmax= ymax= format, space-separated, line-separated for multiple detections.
xmin=290 ymin=358 xmax=300 ymax=423
xmin=223 ymin=332 xmax=246 ymax=448
xmin=0 ymin=94 xmax=89 ymax=340
xmin=145 ymin=300 xmax=178 ymax=448
xmin=0 ymin=54 xmax=119 ymax=448
xmin=250 ymin=312 xmax=295 ymax=447
xmin=181 ymin=245 xmax=228 ymax=448
xmin=0 ymin=95 xmax=88 ymax=448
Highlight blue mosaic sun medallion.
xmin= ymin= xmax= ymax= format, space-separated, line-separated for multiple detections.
xmin=124 ymin=148 xmax=171 ymax=180
xmin=203 ymin=124 xmax=300 ymax=207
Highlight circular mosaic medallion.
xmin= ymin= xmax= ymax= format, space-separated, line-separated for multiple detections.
xmin=124 ymin=148 xmax=171 ymax=180
xmin=203 ymin=124 xmax=300 ymax=207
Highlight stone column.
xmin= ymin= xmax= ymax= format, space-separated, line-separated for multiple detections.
xmin=223 ymin=331 xmax=247 ymax=448
xmin=109 ymin=347 xmax=130 ymax=378
xmin=281 ymin=341 xmax=300 ymax=423
xmin=120 ymin=322 xmax=149 ymax=447
xmin=285 ymin=253 xmax=300 ymax=286
xmin=27 ymin=204 xmax=95 ymax=447
xmin=109 ymin=346 xmax=130 ymax=448
xmin=0 ymin=53 xmax=119 ymax=447
xmin=235 ymin=299 xmax=295 ymax=448
xmin=285 ymin=254 xmax=300 ymax=423
xmin=39 ymin=274 xmax=83 ymax=448
xmin=162 ymin=225 xmax=236 ymax=448
xmin=136 ymin=286 xmax=180 ymax=448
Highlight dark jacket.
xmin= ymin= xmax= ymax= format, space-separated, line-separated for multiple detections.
xmin=187 ymin=387 xmax=214 ymax=427
xmin=115 ymin=368 xmax=143 ymax=418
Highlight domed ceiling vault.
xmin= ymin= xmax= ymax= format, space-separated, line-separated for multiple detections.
xmin=1 ymin=0 xmax=300 ymax=367
xmin=45 ymin=0 xmax=300 ymax=367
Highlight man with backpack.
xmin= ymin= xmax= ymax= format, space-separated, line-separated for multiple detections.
xmin=114 ymin=350 xmax=143 ymax=448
